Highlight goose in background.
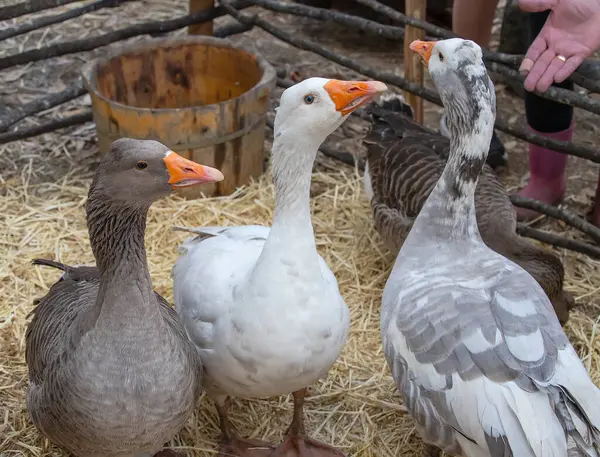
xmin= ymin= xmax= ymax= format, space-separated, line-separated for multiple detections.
xmin=362 ymin=93 xmax=574 ymax=324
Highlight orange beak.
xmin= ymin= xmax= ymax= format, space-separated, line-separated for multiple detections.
xmin=323 ymin=79 xmax=388 ymax=116
xmin=409 ymin=40 xmax=436 ymax=67
xmin=163 ymin=151 xmax=224 ymax=188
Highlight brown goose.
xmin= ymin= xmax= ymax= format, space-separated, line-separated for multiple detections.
xmin=363 ymin=94 xmax=575 ymax=324
xmin=26 ymin=138 xmax=224 ymax=457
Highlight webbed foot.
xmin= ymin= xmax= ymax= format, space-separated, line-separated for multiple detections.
xmin=269 ymin=389 xmax=345 ymax=457
xmin=215 ymin=396 xmax=275 ymax=457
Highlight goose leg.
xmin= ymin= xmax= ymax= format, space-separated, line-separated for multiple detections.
xmin=270 ymin=389 xmax=346 ymax=457
xmin=216 ymin=397 xmax=274 ymax=457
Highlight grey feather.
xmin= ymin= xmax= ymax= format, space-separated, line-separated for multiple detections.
xmin=26 ymin=259 xmax=203 ymax=457
xmin=380 ymin=40 xmax=600 ymax=457
xmin=25 ymin=140 xmax=204 ymax=457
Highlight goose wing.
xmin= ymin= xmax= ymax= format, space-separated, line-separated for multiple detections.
xmin=26 ymin=260 xmax=100 ymax=386
xmin=382 ymin=248 xmax=600 ymax=456
xmin=172 ymin=224 xmax=341 ymax=356
xmin=172 ymin=225 xmax=270 ymax=355
xmin=27 ymin=259 xmax=198 ymax=387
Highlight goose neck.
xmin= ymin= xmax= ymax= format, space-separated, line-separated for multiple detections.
xmin=413 ymin=100 xmax=494 ymax=242
xmin=85 ymin=192 xmax=156 ymax=319
xmin=444 ymin=105 xmax=493 ymax=180
xmin=270 ymin=131 xmax=320 ymax=234
xmin=250 ymin=131 xmax=323 ymax=281
xmin=440 ymin=104 xmax=494 ymax=201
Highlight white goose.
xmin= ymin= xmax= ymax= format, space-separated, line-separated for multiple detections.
xmin=172 ymin=77 xmax=387 ymax=457
xmin=380 ymin=38 xmax=600 ymax=457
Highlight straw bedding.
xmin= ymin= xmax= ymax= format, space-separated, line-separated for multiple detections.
xmin=1 ymin=154 xmax=600 ymax=456
xmin=0 ymin=164 xmax=408 ymax=456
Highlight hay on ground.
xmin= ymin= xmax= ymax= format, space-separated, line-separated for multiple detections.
xmin=2 ymin=162 xmax=600 ymax=457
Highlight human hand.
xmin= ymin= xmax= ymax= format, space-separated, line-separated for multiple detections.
xmin=518 ymin=0 xmax=600 ymax=92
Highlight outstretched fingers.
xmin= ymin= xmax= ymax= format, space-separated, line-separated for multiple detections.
xmin=523 ymin=48 xmax=555 ymax=92
xmin=536 ymin=53 xmax=568 ymax=92
xmin=554 ymin=54 xmax=584 ymax=83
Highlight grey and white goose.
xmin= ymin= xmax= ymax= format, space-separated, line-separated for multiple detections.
xmin=26 ymin=138 xmax=224 ymax=457
xmin=380 ymin=38 xmax=600 ymax=457
xmin=362 ymin=94 xmax=574 ymax=324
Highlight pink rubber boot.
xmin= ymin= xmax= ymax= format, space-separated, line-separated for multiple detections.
xmin=515 ymin=124 xmax=572 ymax=221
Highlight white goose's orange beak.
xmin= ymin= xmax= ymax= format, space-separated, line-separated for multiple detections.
xmin=410 ymin=40 xmax=436 ymax=67
xmin=323 ymin=79 xmax=388 ymax=116
xmin=163 ymin=151 xmax=224 ymax=188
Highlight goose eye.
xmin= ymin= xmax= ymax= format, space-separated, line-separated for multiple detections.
xmin=439 ymin=52 xmax=444 ymax=62
xmin=304 ymin=94 xmax=315 ymax=104
xmin=136 ymin=161 xmax=148 ymax=170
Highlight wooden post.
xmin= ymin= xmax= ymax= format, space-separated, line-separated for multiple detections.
xmin=403 ymin=0 xmax=426 ymax=124
xmin=188 ymin=0 xmax=214 ymax=35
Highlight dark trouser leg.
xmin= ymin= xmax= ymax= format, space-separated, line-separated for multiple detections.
xmin=516 ymin=10 xmax=574 ymax=221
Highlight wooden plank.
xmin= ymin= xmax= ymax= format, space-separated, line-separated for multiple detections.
xmin=403 ymin=0 xmax=426 ymax=124
xmin=189 ymin=0 xmax=214 ymax=35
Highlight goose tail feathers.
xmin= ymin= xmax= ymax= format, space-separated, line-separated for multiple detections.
xmin=31 ymin=258 xmax=70 ymax=271
xmin=549 ymin=352 xmax=600 ymax=457
xmin=368 ymin=92 xmax=414 ymax=118
xmin=31 ymin=258 xmax=98 ymax=283
xmin=30 ymin=259 xmax=99 ymax=314
xmin=557 ymin=386 xmax=600 ymax=457
xmin=172 ymin=225 xmax=223 ymax=239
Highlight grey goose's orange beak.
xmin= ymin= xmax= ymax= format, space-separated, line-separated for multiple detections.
xmin=163 ymin=151 xmax=224 ymax=188
xmin=323 ymin=79 xmax=388 ymax=116
xmin=410 ymin=40 xmax=436 ymax=67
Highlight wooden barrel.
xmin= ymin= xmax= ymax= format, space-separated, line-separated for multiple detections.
xmin=81 ymin=36 xmax=276 ymax=197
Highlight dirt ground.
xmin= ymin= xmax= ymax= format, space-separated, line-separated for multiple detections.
xmin=1 ymin=0 xmax=600 ymax=456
